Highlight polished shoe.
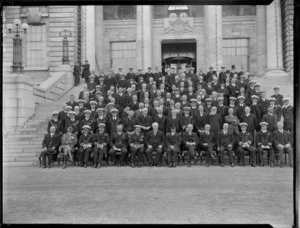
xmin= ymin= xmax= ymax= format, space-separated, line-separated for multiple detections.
xmin=80 ymin=162 xmax=84 ymax=167
xmin=93 ymin=164 xmax=97 ymax=168
xmin=173 ymin=162 xmax=176 ymax=168
xmin=259 ymin=162 xmax=264 ymax=167
xmin=84 ymin=163 xmax=87 ymax=168
xmin=42 ymin=165 xmax=46 ymax=169
xmin=221 ymin=163 xmax=224 ymax=167
xmin=97 ymin=163 xmax=101 ymax=168
xmin=131 ymin=163 xmax=135 ymax=168
xmin=169 ymin=163 xmax=173 ymax=168
xmin=149 ymin=162 xmax=153 ymax=167
xmin=63 ymin=164 xmax=66 ymax=169
xmin=270 ymin=161 xmax=274 ymax=168
xmin=251 ymin=163 xmax=256 ymax=167
xmin=231 ymin=163 xmax=234 ymax=167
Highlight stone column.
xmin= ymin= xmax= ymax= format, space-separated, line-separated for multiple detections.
xmin=204 ymin=5 xmax=223 ymax=73
xmin=265 ymin=0 xmax=288 ymax=78
xmin=86 ymin=5 xmax=95 ymax=72
xmin=256 ymin=6 xmax=267 ymax=76
xmin=136 ymin=5 xmax=153 ymax=71
xmin=95 ymin=6 xmax=104 ymax=74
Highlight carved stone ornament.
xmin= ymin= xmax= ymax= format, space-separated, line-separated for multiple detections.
xmin=164 ymin=15 xmax=193 ymax=34
xmin=231 ymin=25 xmax=256 ymax=36
xmin=27 ymin=8 xmax=45 ymax=25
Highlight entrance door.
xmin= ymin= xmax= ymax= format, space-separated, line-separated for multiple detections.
xmin=161 ymin=40 xmax=196 ymax=74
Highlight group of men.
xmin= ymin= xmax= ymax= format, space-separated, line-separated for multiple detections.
xmin=41 ymin=64 xmax=294 ymax=169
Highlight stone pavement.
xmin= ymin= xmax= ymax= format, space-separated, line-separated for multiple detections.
xmin=3 ymin=166 xmax=293 ymax=227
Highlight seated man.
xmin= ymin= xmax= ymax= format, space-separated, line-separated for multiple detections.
xmin=129 ymin=125 xmax=145 ymax=168
xmin=93 ymin=123 xmax=109 ymax=168
xmin=217 ymin=123 xmax=234 ymax=167
xmin=109 ymin=124 xmax=129 ymax=166
xmin=165 ymin=125 xmax=181 ymax=168
xmin=78 ymin=125 xmax=94 ymax=168
xmin=256 ymin=122 xmax=275 ymax=167
xmin=145 ymin=122 xmax=165 ymax=167
xmin=199 ymin=124 xmax=217 ymax=167
xmin=41 ymin=126 xmax=61 ymax=168
xmin=60 ymin=125 xmax=78 ymax=169
xmin=273 ymin=121 xmax=293 ymax=168
xmin=182 ymin=123 xmax=199 ymax=167
xmin=237 ymin=122 xmax=256 ymax=167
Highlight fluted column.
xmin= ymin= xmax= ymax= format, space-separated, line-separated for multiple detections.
xmin=256 ymin=6 xmax=267 ymax=76
xmin=265 ymin=0 xmax=288 ymax=78
xmin=95 ymin=6 xmax=104 ymax=74
xmin=136 ymin=5 xmax=153 ymax=71
xmin=204 ymin=5 xmax=223 ymax=72
xmin=86 ymin=5 xmax=95 ymax=71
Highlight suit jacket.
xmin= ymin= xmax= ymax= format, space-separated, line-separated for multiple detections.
xmin=273 ymin=129 xmax=291 ymax=146
xmin=241 ymin=113 xmax=257 ymax=134
xmin=153 ymin=114 xmax=167 ymax=133
xmin=225 ymin=115 xmax=240 ymax=134
xmin=66 ymin=101 xmax=79 ymax=110
xmin=146 ymin=130 xmax=165 ymax=148
xmin=61 ymin=133 xmax=78 ymax=147
xmin=129 ymin=132 xmax=145 ymax=146
xmin=94 ymin=132 xmax=109 ymax=146
xmin=180 ymin=115 xmax=194 ymax=131
xmin=79 ymin=132 xmax=94 ymax=146
xmin=47 ymin=119 xmax=62 ymax=134
xmin=262 ymin=113 xmax=279 ymax=132
xmin=218 ymin=130 xmax=234 ymax=147
xmin=194 ymin=113 xmax=208 ymax=132
xmin=182 ymin=132 xmax=199 ymax=147
xmin=42 ymin=133 xmax=61 ymax=149
xmin=165 ymin=132 xmax=182 ymax=147
xmin=200 ymin=132 xmax=215 ymax=145
xmin=110 ymin=132 xmax=128 ymax=148
xmin=256 ymin=130 xmax=273 ymax=147
xmin=166 ymin=116 xmax=181 ymax=133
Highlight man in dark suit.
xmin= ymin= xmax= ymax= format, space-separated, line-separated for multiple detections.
xmin=145 ymin=122 xmax=165 ymax=167
xmin=93 ymin=123 xmax=109 ymax=168
xmin=153 ymin=106 xmax=167 ymax=134
xmin=273 ymin=121 xmax=293 ymax=168
xmin=166 ymin=109 xmax=181 ymax=133
xmin=256 ymin=122 xmax=275 ymax=167
xmin=165 ymin=125 xmax=181 ymax=168
xmin=217 ymin=123 xmax=234 ymax=167
xmin=206 ymin=66 xmax=215 ymax=83
xmin=262 ymin=107 xmax=280 ymax=132
xmin=194 ymin=105 xmax=208 ymax=134
xmin=182 ymin=124 xmax=199 ymax=167
xmin=41 ymin=126 xmax=61 ymax=168
xmin=282 ymin=98 xmax=293 ymax=132
xmin=137 ymin=108 xmax=153 ymax=134
xmin=271 ymin=86 xmax=284 ymax=107
xmin=66 ymin=95 xmax=79 ymax=110
xmin=109 ymin=124 xmax=129 ymax=166
xmin=199 ymin=124 xmax=217 ymax=167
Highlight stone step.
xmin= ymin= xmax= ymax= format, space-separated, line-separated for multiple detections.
xmin=3 ymin=148 xmax=23 ymax=153
xmin=3 ymin=161 xmax=38 ymax=166
xmin=7 ymin=131 xmax=47 ymax=135
xmin=15 ymin=156 xmax=39 ymax=162
xmin=5 ymin=144 xmax=40 ymax=149
xmin=6 ymin=134 xmax=41 ymax=139
xmin=3 ymin=152 xmax=38 ymax=157
xmin=3 ymin=141 xmax=42 ymax=146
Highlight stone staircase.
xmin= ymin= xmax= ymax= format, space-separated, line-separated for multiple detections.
xmin=3 ymin=84 xmax=85 ymax=166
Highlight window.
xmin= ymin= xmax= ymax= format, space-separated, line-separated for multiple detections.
xmin=223 ymin=38 xmax=249 ymax=70
xmin=22 ymin=6 xmax=48 ymax=14
xmin=118 ymin=6 xmax=135 ymax=20
xmin=25 ymin=25 xmax=47 ymax=67
xmin=222 ymin=5 xmax=256 ymax=17
xmin=111 ymin=41 xmax=136 ymax=70
xmin=168 ymin=5 xmax=189 ymax=17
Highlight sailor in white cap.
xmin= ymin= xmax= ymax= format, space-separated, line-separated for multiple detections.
xmin=271 ymin=85 xmax=284 ymax=106
xmin=79 ymin=110 xmax=94 ymax=134
xmin=256 ymin=121 xmax=275 ymax=167
xmin=93 ymin=123 xmax=109 ymax=168
xmin=47 ymin=110 xmax=62 ymax=135
xmin=78 ymin=125 xmax=94 ymax=168
xmin=281 ymin=98 xmax=293 ymax=132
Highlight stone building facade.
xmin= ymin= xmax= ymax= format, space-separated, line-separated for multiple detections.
xmin=3 ymin=1 xmax=294 ymax=83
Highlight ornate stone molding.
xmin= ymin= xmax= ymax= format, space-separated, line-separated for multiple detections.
xmin=223 ymin=24 xmax=256 ymax=37
xmin=164 ymin=16 xmax=193 ymax=34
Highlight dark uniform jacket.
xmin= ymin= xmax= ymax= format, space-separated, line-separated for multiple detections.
xmin=95 ymin=116 xmax=108 ymax=132
xmin=110 ymin=132 xmax=128 ymax=148
xmin=194 ymin=112 xmax=208 ymax=132
xmin=217 ymin=130 xmax=234 ymax=148
xmin=104 ymin=76 xmax=117 ymax=89
xmin=64 ymin=118 xmax=80 ymax=134
xmin=237 ymin=131 xmax=253 ymax=145
xmin=138 ymin=115 xmax=153 ymax=130
xmin=282 ymin=105 xmax=293 ymax=131
xmin=262 ymin=113 xmax=279 ymax=132
xmin=79 ymin=118 xmax=95 ymax=133
xmin=166 ymin=116 xmax=181 ymax=133
xmin=42 ymin=133 xmax=61 ymax=150
xmin=79 ymin=132 xmax=94 ymax=146
xmin=146 ymin=130 xmax=165 ymax=149
xmin=241 ymin=113 xmax=257 ymax=134
xmin=271 ymin=94 xmax=284 ymax=106
xmin=256 ymin=130 xmax=273 ymax=147
xmin=165 ymin=132 xmax=182 ymax=147
xmin=129 ymin=132 xmax=145 ymax=146
xmin=122 ymin=117 xmax=138 ymax=133
xmin=107 ymin=117 xmax=121 ymax=134
xmin=180 ymin=115 xmax=194 ymax=131
xmin=94 ymin=132 xmax=109 ymax=146
xmin=47 ymin=119 xmax=62 ymax=134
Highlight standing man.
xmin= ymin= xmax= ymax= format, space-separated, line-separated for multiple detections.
xmin=282 ymin=98 xmax=293 ymax=132
xmin=82 ymin=60 xmax=91 ymax=84
xmin=41 ymin=126 xmax=61 ymax=168
xmin=271 ymin=86 xmax=284 ymax=107
xmin=66 ymin=95 xmax=79 ymax=111
xmin=73 ymin=62 xmax=81 ymax=86
xmin=256 ymin=122 xmax=275 ymax=167
xmin=262 ymin=107 xmax=280 ymax=132
xmin=145 ymin=122 xmax=165 ymax=167
xmin=218 ymin=123 xmax=234 ymax=167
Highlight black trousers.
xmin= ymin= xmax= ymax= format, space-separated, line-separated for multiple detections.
xmin=219 ymin=145 xmax=234 ymax=163
xmin=238 ymin=146 xmax=255 ymax=163
xmin=130 ymin=146 xmax=145 ymax=163
xmin=93 ymin=147 xmax=107 ymax=163
xmin=166 ymin=146 xmax=180 ymax=163
xmin=146 ymin=147 xmax=162 ymax=164
xmin=41 ymin=149 xmax=56 ymax=166
xmin=78 ymin=147 xmax=93 ymax=163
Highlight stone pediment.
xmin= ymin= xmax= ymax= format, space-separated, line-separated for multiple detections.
xmin=164 ymin=16 xmax=193 ymax=34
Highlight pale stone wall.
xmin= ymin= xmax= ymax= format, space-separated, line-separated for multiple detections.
xmin=281 ymin=0 xmax=294 ymax=79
